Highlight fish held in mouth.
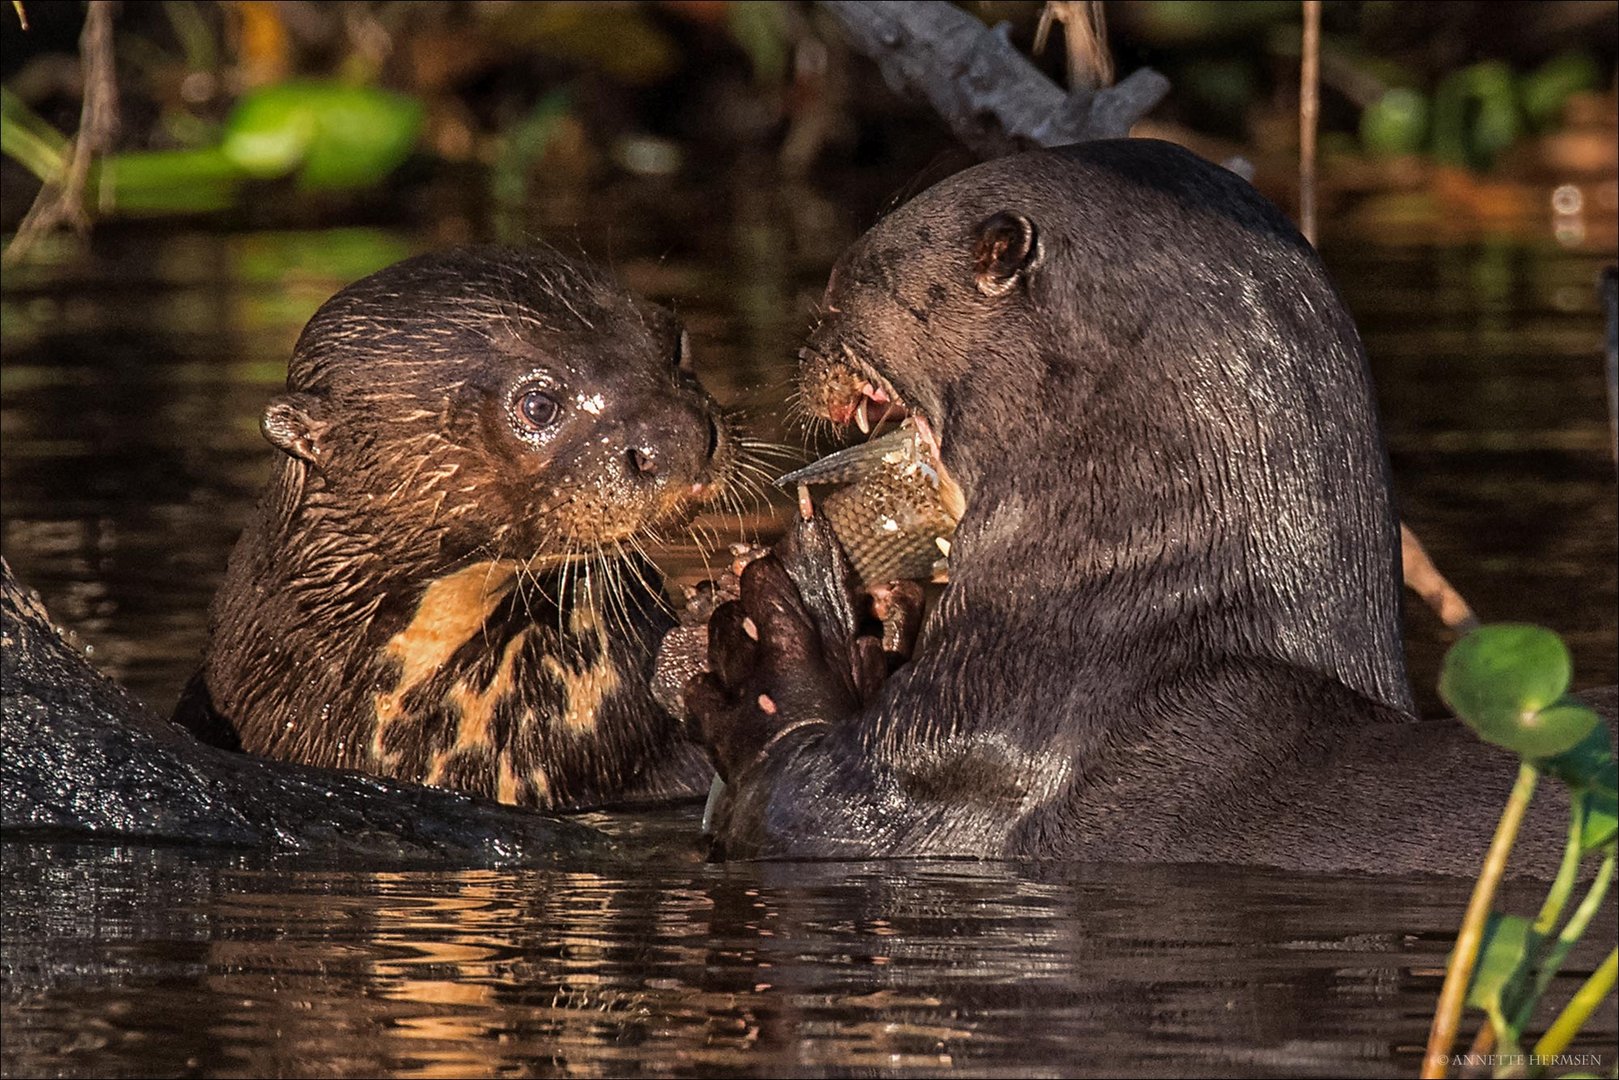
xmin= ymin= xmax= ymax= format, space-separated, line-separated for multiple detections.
xmin=778 ymin=420 xmax=959 ymax=588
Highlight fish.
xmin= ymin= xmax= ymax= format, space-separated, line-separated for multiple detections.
xmin=778 ymin=423 xmax=958 ymax=586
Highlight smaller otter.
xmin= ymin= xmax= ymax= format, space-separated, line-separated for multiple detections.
xmin=177 ymin=247 xmax=737 ymax=810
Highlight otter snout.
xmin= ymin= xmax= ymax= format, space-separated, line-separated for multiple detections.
xmin=618 ymin=395 xmax=717 ymax=491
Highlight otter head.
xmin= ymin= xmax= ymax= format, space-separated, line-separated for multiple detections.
xmin=798 ymin=170 xmax=1061 ymax=514
xmin=261 ymin=247 xmax=735 ymax=572
xmin=798 ymin=140 xmax=1410 ymax=712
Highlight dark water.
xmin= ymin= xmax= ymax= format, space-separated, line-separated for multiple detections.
xmin=2 ymin=169 xmax=1617 ymax=1077
xmin=4 ymin=832 xmax=1604 ymax=1080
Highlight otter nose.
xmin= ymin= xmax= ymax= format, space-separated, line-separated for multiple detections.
xmin=629 ymin=446 xmax=660 ymax=477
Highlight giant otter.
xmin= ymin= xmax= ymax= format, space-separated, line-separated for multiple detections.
xmin=687 ymin=139 xmax=1582 ymax=876
xmin=176 ymin=247 xmax=738 ymax=810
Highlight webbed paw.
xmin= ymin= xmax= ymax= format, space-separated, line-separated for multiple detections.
xmin=652 ymin=543 xmax=771 ymax=720
xmin=684 ymin=515 xmax=919 ymax=779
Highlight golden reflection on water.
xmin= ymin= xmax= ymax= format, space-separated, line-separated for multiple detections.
xmin=2 ymin=841 xmax=1614 ymax=1077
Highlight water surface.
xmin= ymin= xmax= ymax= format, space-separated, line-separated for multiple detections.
xmin=5 ymin=829 xmax=1610 ymax=1079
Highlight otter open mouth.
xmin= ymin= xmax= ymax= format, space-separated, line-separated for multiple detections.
xmin=782 ymin=350 xmax=962 ymax=586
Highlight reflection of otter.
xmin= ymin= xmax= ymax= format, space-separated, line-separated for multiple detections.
xmin=690 ymin=140 xmax=1576 ymax=875
xmin=176 ymin=248 xmax=734 ymax=809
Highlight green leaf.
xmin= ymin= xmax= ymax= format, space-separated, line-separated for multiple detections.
xmin=95 ymin=148 xmax=245 ymax=214
xmin=221 ymin=86 xmax=319 ymax=178
xmin=1540 ymin=715 xmax=1618 ymax=789
xmin=1465 ymin=912 xmax=1539 ymax=1019
xmin=1538 ymin=719 xmax=1616 ymax=856
xmin=727 ymin=1 xmax=790 ymax=85
xmin=1440 ymin=625 xmax=1592 ymax=758
xmin=1577 ymin=788 xmax=1618 ymax=855
xmin=1520 ymin=52 xmax=1600 ymax=131
xmin=1431 ymin=61 xmax=1521 ymax=171
xmin=222 ymin=82 xmax=423 ymax=190
xmin=1361 ymin=88 xmax=1429 ymax=157
xmin=0 ymin=87 xmax=69 ymax=182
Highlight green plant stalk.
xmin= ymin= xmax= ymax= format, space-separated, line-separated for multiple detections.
xmin=1423 ymin=762 xmax=1541 ymax=1080
xmin=1496 ymin=803 xmax=1590 ymax=1038
xmin=0 ymin=122 xmax=65 ymax=183
xmin=0 ymin=89 xmax=69 ymax=183
xmin=1534 ymin=803 xmax=1586 ymax=934
xmin=1513 ymin=851 xmax=1616 ymax=1035
xmin=1534 ymin=946 xmax=1617 ymax=1060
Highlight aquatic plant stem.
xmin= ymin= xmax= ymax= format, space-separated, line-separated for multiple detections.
xmin=3 ymin=0 xmax=118 ymax=266
xmin=1422 ymin=762 xmax=1540 ymax=1079
xmin=1533 ymin=804 xmax=1585 ymax=935
xmin=1534 ymin=947 xmax=1617 ymax=1060
xmin=1511 ymin=850 xmax=1615 ymax=1035
xmin=1497 ymin=807 xmax=1595 ymax=1038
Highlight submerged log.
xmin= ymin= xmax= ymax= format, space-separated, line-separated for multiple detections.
xmin=0 ymin=557 xmax=605 ymax=863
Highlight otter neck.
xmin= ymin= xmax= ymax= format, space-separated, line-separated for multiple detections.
xmin=942 ymin=394 xmax=1412 ymax=716
xmin=202 ymin=463 xmax=674 ymax=766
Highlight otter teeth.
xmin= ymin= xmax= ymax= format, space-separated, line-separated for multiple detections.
xmin=852 ymin=381 xmax=905 ymax=438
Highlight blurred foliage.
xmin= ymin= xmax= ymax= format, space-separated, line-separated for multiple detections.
xmin=0 ymin=0 xmax=1614 ymax=236
xmin=4 ymin=78 xmax=422 ymax=214
xmin=221 ymin=81 xmax=421 ymax=186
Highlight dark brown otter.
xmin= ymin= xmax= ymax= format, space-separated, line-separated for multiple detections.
xmin=688 ymin=139 xmax=1582 ymax=876
xmin=176 ymin=247 xmax=737 ymax=810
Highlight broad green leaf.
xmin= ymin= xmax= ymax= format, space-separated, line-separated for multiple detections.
xmin=1465 ymin=912 xmax=1538 ymax=1018
xmin=1520 ymin=52 xmax=1600 ymax=131
xmin=1431 ymin=61 xmax=1521 ymax=171
xmin=222 ymin=82 xmax=423 ymax=190
xmin=1513 ymin=702 xmax=1603 ymax=762
xmin=1539 ymin=716 xmax=1617 ymax=855
xmin=1577 ymin=787 xmax=1618 ymax=855
xmin=96 ymin=148 xmax=244 ymax=214
xmin=1540 ymin=716 xmax=1618 ymax=793
xmin=1440 ymin=625 xmax=1588 ymax=758
xmin=295 ymin=89 xmax=422 ymax=190
xmin=221 ymin=86 xmax=319 ymax=178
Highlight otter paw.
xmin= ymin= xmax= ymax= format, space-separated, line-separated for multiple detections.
xmin=655 ymin=543 xmax=775 ymax=720
xmin=674 ymin=541 xmax=771 ymax=628
xmin=685 ymin=552 xmax=875 ymax=779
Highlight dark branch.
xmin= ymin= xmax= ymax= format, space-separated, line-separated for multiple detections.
xmin=818 ymin=0 xmax=1168 ymax=158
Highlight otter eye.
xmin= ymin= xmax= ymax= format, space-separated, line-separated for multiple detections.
xmin=519 ymin=389 xmax=560 ymax=430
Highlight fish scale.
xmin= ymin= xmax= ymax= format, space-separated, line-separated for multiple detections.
xmin=778 ymin=425 xmax=956 ymax=586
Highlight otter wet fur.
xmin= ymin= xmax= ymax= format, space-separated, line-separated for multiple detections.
xmin=177 ymin=247 xmax=745 ymax=810
xmin=689 ymin=139 xmax=1589 ymax=876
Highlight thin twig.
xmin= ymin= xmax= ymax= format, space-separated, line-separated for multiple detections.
xmin=1421 ymin=763 xmax=1539 ymax=1079
xmin=3 ymin=0 xmax=119 ymax=266
xmin=1401 ymin=523 xmax=1479 ymax=631
xmin=1034 ymin=1 xmax=1113 ymax=91
xmin=1299 ymin=0 xmax=1321 ymax=246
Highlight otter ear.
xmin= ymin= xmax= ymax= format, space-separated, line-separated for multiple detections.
xmin=261 ymin=392 xmax=329 ymax=467
xmin=972 ymin=211 xmax=1043 ymax=297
